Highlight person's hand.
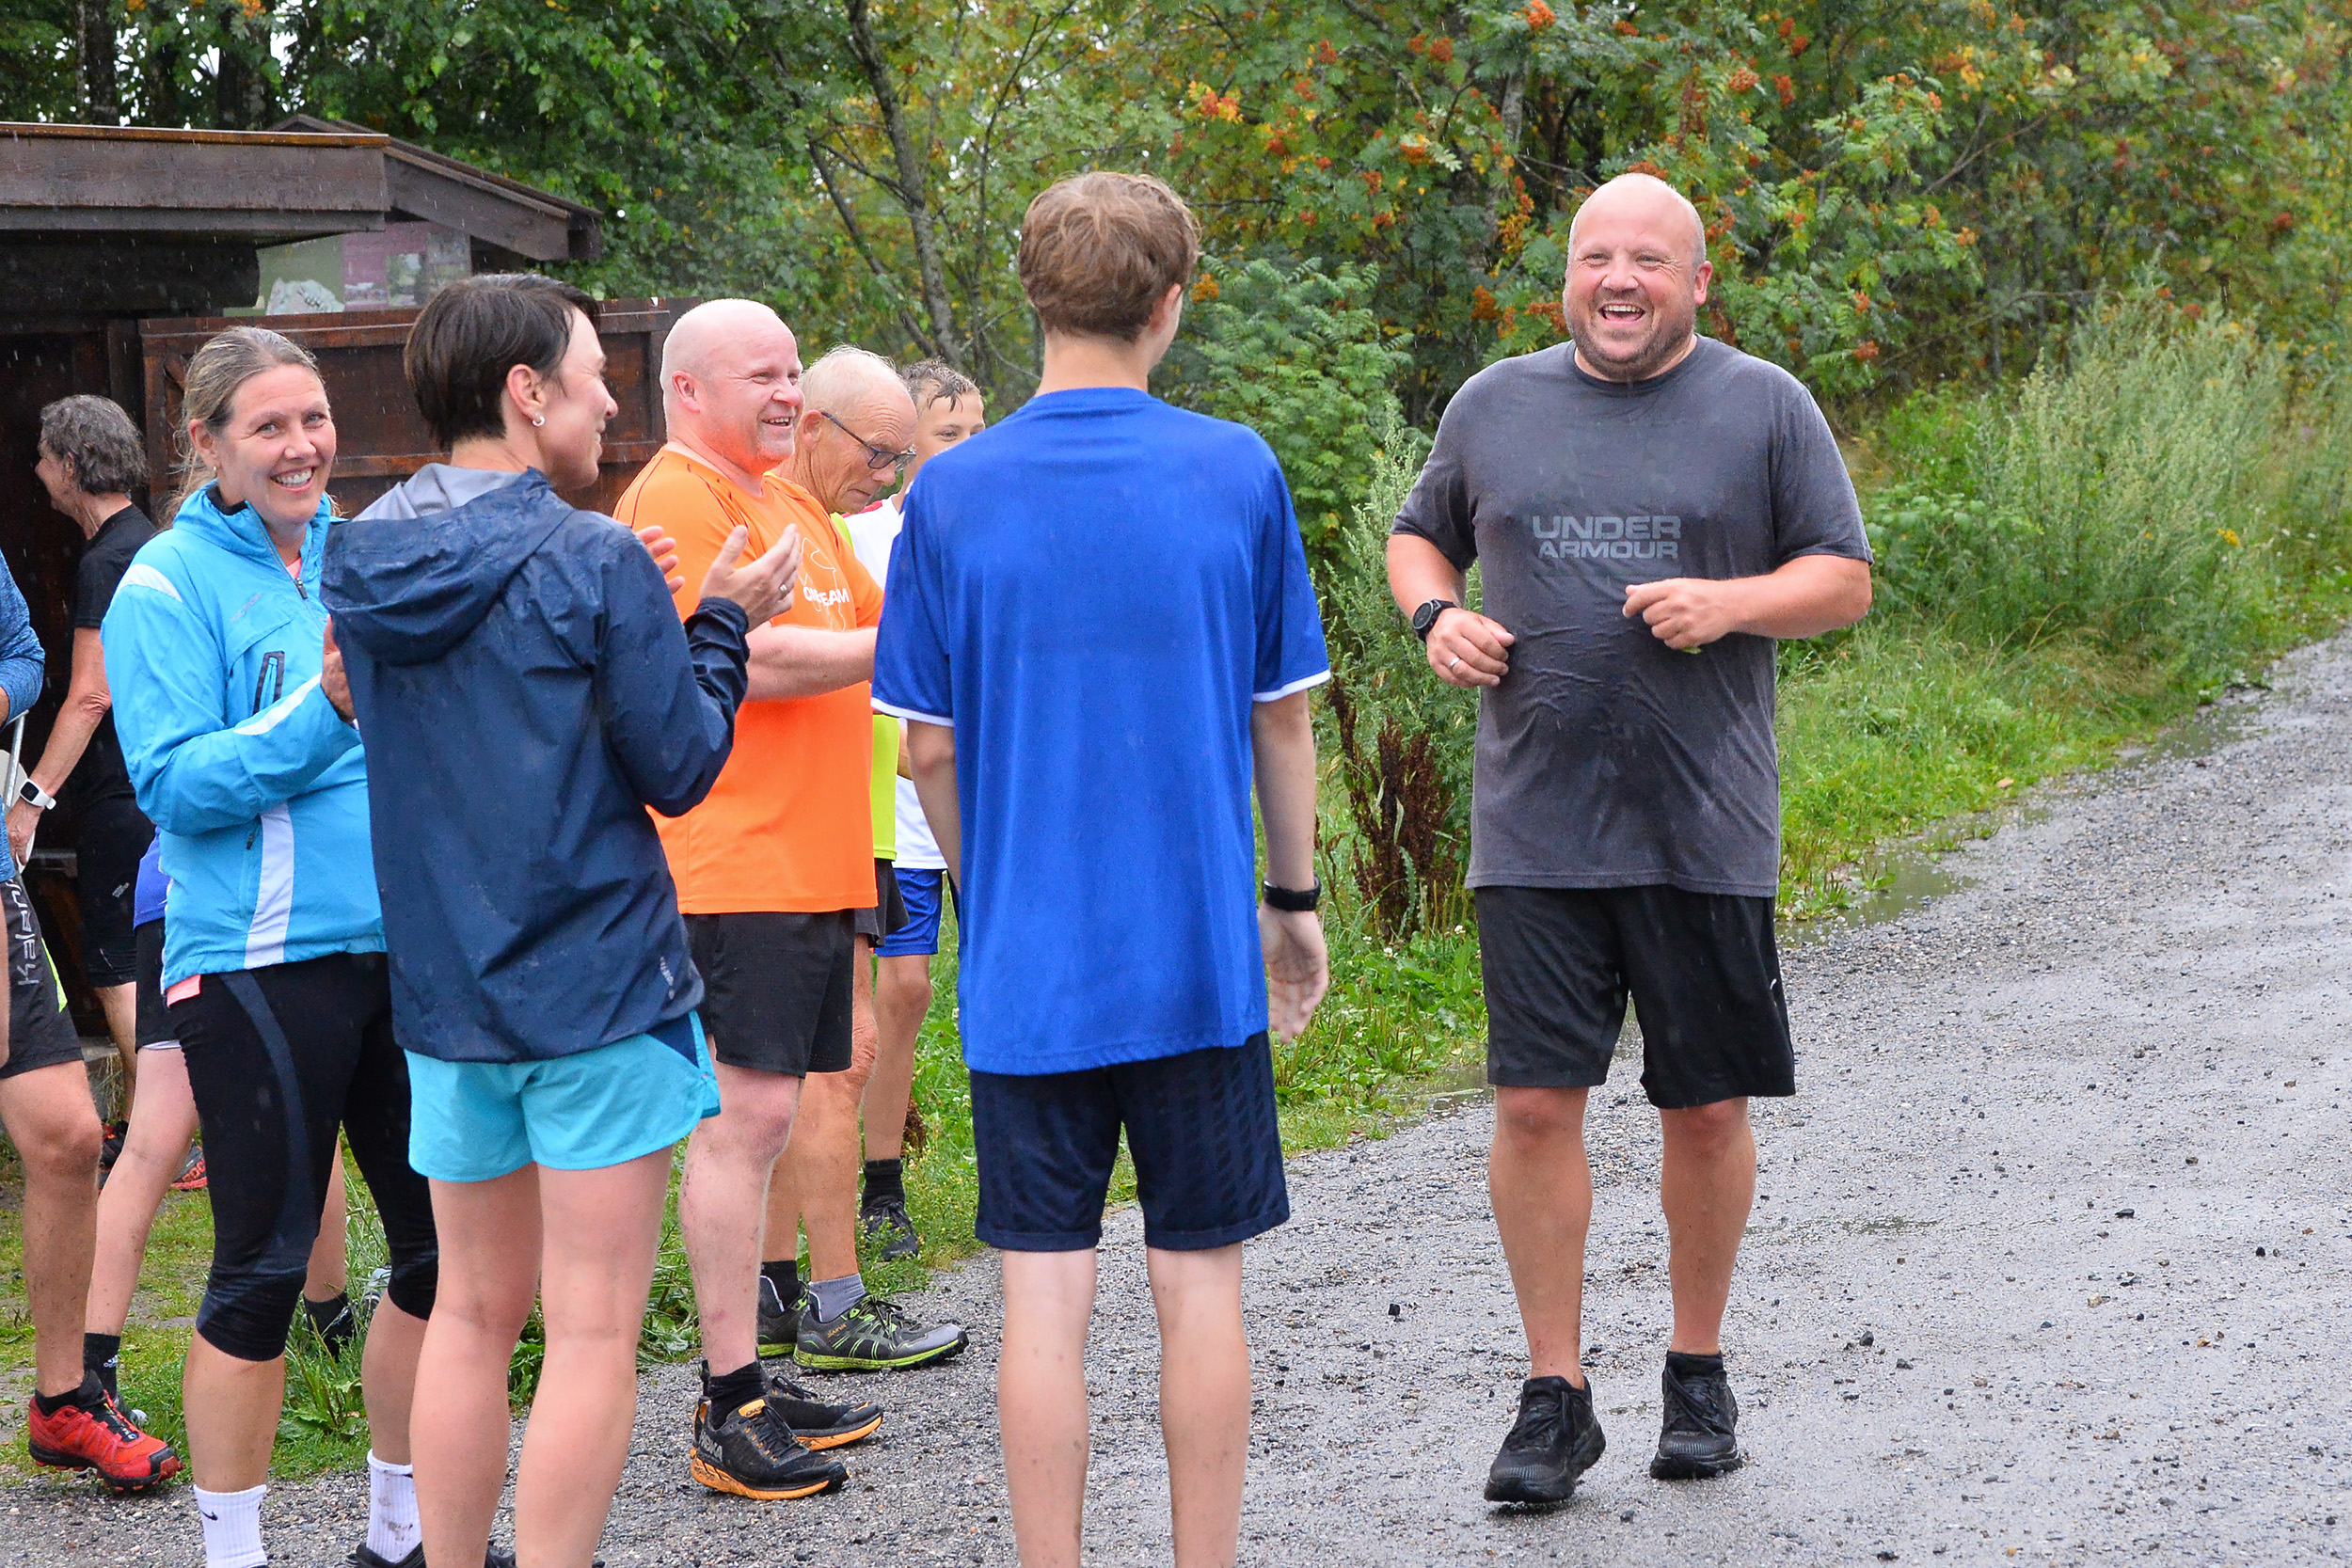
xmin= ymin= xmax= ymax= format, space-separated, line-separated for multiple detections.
xmin=1623 ymin=578 xmax=1739 ymax=650
xmin=322 ymin=619 xmax=355 ymax=722
xmin=5 ymin=800 xmax=37 ymax=867
xmin=1260 ymin=905 xmax=1330 ymax=1042
xmin=700 ymin=524 xmax=803 ymax=624
xmin=635 ymin=524 xmax=685 ymax=594
xmin=1427 ymin=607 xmax=1515 ymax=688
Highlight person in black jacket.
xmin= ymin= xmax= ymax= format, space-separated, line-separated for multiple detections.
xmin=321 ymin=276 xmax=812 ymax=1568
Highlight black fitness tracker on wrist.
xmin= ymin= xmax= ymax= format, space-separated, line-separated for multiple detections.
xmin=1410 ymin=598 xmax=1457 ymax=642
xmin=1263 ymin=880 xmax=1321 ymax=912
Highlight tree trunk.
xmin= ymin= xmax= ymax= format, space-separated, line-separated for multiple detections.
xmin=214 ymin=1 xmax=272 ymax=130
xmin=79 ymin=0 xmax=119 ymax=124
xmin=140 ymin=0 xmax=184 ymax=127
xmin=841 ymin=0 xmax=963 ymax=368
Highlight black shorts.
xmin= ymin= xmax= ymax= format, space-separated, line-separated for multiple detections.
xmin=685 ymin=911 xmax=855 ymax=1077
xmin=1 ymin=876 xmax=84 ymax=1082
xmin=971 ymin=1037 xmax=1289 ymax=1253
xmin=73 ymin=795 xmax=151 ymax=989
xmin=850 ymin=858 xmax=909 ymax=944
xmin=133 ymin=919 xmax=177 ymax=1049
xmin=168 ymin=952 xmax=437 ymax=1361
xmin=1476 ymin=884 xmax=1794 ymax=1109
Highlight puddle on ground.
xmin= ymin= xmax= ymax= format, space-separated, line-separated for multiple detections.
xmin=1422 ymin=1056 xmax=1490 ymax=1117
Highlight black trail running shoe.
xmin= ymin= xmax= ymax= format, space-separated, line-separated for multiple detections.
xmin=690 ymin=1393 xmax=848 ymax=1500
xmin=794 ymin=1294 xmax=968 ymax=1372
xmin=756 ymin=1274 xmax=800 ymax=1352
xmin=859 ymin=1194 xmax=921 ymax=1262
xmin=1650 ymin=1355 xmax=1743 ymax=1480
xmin=1485 ymin=1375 xmax=1605 ymax=1507
xmin=350 ymin=1544 xmax=517 ymax=1567
xmin=765 ymin=1365 xmax=883 ymax=1449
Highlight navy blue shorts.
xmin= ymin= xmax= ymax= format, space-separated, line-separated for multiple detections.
xmin=971 ymin=1037 xmax=1289 ymax=1253
xmin=874 ymin=866 xmax=948 ymax=958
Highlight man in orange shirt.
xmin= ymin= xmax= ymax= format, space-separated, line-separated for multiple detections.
xmin=612 ymin=301 xmax=962 ymax=1503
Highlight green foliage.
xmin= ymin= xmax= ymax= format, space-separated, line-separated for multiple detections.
xmin=1180 ymin=258 xmax=1413 ymax=549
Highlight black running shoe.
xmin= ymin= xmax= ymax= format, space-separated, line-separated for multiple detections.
xmin=756 ymin=1274 xmax=800 ymax=1352
xmin=858 ymin=1195 xmax=921 ymax=1262
xmin=1485 ymin=1375 xmax=1605 ymax=1507
xmin=794 ymin=1293 xmax=967 ymax=1372
xmin=305 ymin=1292 xmax=358 ymax=1359
xmin=350 ymin=1544 xmax=516 ymax=1567
xmin=1650 ymin=1355 xmax=1742 ymax=1480
xmin=764 ymin=1365 xmax=883 ymax=1449
xmin=691 ymin=1392 xmax=848 ymax=1500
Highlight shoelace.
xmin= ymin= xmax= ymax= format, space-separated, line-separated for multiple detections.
xmin=1504 ymin=1386 xmax=1568 ymax=1451
xmin=87 ymin=1390 xmax=144 ymax=1443
xmin=730 ymin=1401 xmax=801 ymax=1464
xmin=1665 ymin=1370 xmax=1734 ymax=1433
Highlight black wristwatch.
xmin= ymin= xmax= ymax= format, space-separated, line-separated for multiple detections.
xmin=1263 ymin=880 xmax=1321 ymax=912
xmin=1410 ymin=598 xmax=1458 ymax=642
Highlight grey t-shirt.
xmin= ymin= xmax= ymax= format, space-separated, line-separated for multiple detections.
xmin=1391 ymin=337 xmax=1868 ymax=898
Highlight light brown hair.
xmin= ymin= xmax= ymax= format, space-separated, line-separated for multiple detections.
xmin=170 ymin=326 xmax=324 ymax=521
xmin=1017 ymin=172 xmax=1200 ymax=342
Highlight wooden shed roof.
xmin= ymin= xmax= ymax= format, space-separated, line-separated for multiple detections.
xmin=0 ymin=119 xmax=600 ymax=261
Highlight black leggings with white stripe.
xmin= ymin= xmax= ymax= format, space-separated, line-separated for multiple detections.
xmin=167 ymin=951 xmax=437 ymax=1361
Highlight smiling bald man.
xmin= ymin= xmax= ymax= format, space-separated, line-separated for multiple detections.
xmin=1386 ymin=172 xmax=1875 ymax=1507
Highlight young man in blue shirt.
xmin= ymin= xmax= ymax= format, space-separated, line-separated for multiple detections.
xmin=872 ymin=170 xmax=1330 ymax=1568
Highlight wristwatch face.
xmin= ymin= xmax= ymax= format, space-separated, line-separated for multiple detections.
xmin=1412 ymin=600 xmax=1450 ymax=640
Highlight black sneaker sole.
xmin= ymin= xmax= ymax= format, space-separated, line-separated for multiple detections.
xmin=1485 ymin=1426 xmax=1605 ymax=1507
xmin=27 ymin=1441 xmax=178 ymax=1495
xmin=1649 ymin=1444 xmax=1743 ymax=1481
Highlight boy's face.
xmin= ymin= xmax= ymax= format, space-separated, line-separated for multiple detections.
xmin=905 ymin=392 xmax=986 ymax=490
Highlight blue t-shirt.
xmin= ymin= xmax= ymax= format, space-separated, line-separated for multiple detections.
xmin=872 ymin=388 xmax=1330 ymax=1075
xmin=135 ymin=835 xmax=167 ymax=927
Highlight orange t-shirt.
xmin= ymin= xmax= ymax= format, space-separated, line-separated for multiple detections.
xmin=612 ymin=445 xmax=883 ymax=913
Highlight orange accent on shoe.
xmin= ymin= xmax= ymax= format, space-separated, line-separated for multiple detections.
xmin=170 ymin=1149 xmax=209 ymax=1191
xmin=26 ymin=1389 xmax=182 ymax=1493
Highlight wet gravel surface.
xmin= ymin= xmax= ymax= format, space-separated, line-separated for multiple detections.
xmin=10 ymin=630 xmax=2352 ymax=1565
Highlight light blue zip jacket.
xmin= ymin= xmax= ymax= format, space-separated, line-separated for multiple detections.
xmin=102 ymin=486 xmax=382 ymax=989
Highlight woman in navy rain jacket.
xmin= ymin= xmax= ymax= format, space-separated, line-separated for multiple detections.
xmin=322 ymin=276 xmax=806 ymax=1568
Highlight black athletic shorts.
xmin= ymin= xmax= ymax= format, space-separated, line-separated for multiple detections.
xmin=850 ymin=858 xmax=909 ymax=944
xmin=133 ymin=919 xmax=177 ymax=1048
xmin=1 ymin=876 xmax=83 ymax=1082
xmin=73 ymin=795 xmax=151 ymax=989
xmin=168 ymin=952 xmax=438 ymax=1361
xmin=971 ymin=1037 xmax=1289 ymax=1253
xmin=1476 ymin=884 xmax=1794 ymax=1109
xmin=685 ymin=911 xmax=854 ymax=1077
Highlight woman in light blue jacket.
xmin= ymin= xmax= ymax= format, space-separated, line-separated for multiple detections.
xmin=103 ymin=327 xmax=445 ymax=1568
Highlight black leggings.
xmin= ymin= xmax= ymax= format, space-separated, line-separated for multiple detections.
xmin=169 ymin=951 xmax=438 ymax=1361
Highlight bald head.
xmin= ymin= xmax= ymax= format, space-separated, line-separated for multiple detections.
xmin=802 ymin=344 xmax=908 ymax=420
xmin=1567 ymin=173 xmax=1706 ymax=267
xmin=1560 ymin=173 xmax=1712 ymax=384
xmin=660 ymin=298 xmax=803 ymax=486
xmin=787 ymin=344 xmax=916 ymax=516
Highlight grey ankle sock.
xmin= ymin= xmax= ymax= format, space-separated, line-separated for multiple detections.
xmin=807 ymin=1274 xmax=867 ymax=1324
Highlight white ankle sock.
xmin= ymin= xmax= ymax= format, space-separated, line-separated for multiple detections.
xmin=366 ymin=1451 xmax=421 ymax=1561
xmin=195 ymin=1481 xmax=267 ymax=1568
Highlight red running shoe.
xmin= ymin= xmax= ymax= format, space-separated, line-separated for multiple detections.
xmin=170 ymin=1147 xmax=208 ymax=1191
xmin=27 ymin=1386 xmax=182 ymax=1493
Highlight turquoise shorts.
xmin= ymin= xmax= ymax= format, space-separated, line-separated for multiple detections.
xmin=405 ymin=1014 xmax=721 ymax=1183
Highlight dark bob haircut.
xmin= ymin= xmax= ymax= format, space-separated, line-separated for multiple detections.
xmin=405 ymin=273 xmax=600 ymax=449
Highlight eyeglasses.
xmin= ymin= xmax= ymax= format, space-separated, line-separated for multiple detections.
xmin=818 ymin=409 xmax=916 ymax=474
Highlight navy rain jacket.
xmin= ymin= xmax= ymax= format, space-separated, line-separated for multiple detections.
xmin=322 ymin=467 xmax=751 ymax=1063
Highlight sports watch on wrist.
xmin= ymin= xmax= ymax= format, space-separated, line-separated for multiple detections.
xmin=1410 ymin=598 xmax=1458 ymax=643
xmin=1263 ymin=880 xmax=1321 ymax=912
xmin=16 ymin=778 xmax=56 ymax=812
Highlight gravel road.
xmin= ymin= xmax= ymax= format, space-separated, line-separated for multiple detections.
xmin=10 ymin=630 xmax=2351 ymax=1567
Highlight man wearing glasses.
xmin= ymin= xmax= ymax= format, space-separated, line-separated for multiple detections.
xmin=615 ymin=308 xmax=964 ymax=1506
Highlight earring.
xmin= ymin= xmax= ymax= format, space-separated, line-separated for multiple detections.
xmin=532 ymin=415 xmax=545 ymax=427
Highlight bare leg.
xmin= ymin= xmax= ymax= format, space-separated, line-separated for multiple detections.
xmin=1489 ymin=1085 xmax=1591 ymax=1385
xmin=864 ymin=954 xmax=930 ymax=1161
xmin=362 ymin=1300 xmax=426 ymax=1465
xmin=307 ymin=1149 xmax=349 ymax=1302
xmin=1658 ymin=1099 xmax=1755 ymax=1354
xmin=414 ymin=1167 xmax=540 ymax=1568
xmin=679 ymin=1064 xmax=802 ymax=1373
xmin=514 ymin=1152 xmax=672 ymax=1568
xmin=87 ymin=1045 xmax=199 ymax=1336
xmin=772 ymin=942 xmax=878 ymax=1286
xmin=1146 ymin=1244 xmax=1249 ymax=1568
xmin=97 ymin=982 xmax=137 ymax=1117
xmin=0 ymin=1060 xmax=103 ymax=1396
xmin=182 ymin=1341 xmax=284 ymax=1488
xmin=998 ymin=1249 xmax=1097 ymax=1568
